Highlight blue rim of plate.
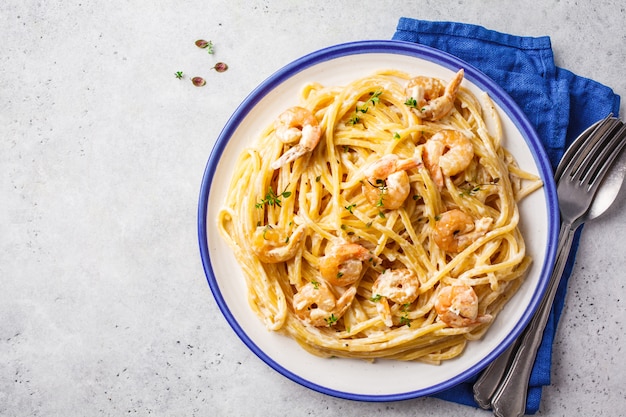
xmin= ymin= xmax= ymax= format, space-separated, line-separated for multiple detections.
xmin=198 ymin=40 xmax=559 ymax=402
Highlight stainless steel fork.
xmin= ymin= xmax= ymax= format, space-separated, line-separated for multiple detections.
xmin=473 ymin=115 xmax=626 ymax=417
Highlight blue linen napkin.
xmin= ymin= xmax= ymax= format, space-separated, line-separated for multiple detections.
xmin=393 ymin=18 xmax=621 ymax=414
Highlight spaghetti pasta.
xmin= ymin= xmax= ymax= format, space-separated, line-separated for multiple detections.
xmin=217 ymin=68 xmax=542 ymax=363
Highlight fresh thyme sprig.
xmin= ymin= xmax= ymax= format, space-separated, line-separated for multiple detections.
xmin=255 ymin=186 xmax=292 ymax=208
xmin=458 ymin=178 xmax=500 ymax=197
xmin=347 ymin=89 xmax=383 ymax=125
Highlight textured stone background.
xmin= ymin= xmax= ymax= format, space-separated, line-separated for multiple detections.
xmin=1 ymin=1 xmax=625 ymax=416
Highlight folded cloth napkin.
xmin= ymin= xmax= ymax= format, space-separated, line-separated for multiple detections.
xmin=393 ymin=18 xmax=621 ymax=414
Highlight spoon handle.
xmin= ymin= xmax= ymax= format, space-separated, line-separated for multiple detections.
xmin=490 ymin=225 xmax=576 ymax=417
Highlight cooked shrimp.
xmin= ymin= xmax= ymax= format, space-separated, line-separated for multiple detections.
xmin=405 ymin=69 xmax=464 ymax=121
xmin=372 ymin=269 xmax=420 ymax=327
xmin=270 ymin=106 xmax=322 ymax=169
xmin=434 ymin=284 xmax=492 ymax=327
xmin=423 ymin=129 xmax=474 ymax=188
xmin=251 ymin=224 xmax=306 ymax=263
xmin=372 ymin=268 xmax=420 ymax=304
xmin=319 ymin=241 xmax=380 ymax=286
xmin=432 ymin=209 xmax=493 ymax=253
xmin=361 ymin=154 xmax=419 ymax=210
xmin=293 ymin=281 xmax=357 ymax=327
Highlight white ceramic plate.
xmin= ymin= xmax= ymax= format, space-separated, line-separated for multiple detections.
xmin=198 ymin=40 xmax=559 ymax=401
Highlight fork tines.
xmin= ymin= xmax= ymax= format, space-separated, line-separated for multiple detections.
xmin=564 ymin=117 xmax=626 ymax=189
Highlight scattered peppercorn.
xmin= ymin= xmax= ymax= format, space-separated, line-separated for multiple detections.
xmin=191 ymin=76 xmax=206 ymax=87
xmin=212 ymin=62 xmax=228 ymax=73
xmin=195 ymin=39 xmax=214 ymax=54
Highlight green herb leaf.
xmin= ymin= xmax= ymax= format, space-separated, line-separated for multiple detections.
xmin=356 ymin=104 xmax=368 ymax=114
xmin=368 ymin=90 xmax=382 ymax=105
xmin=404 ymin=97 xmax=417 ymax=108
xmin=255 ymin=186 xmax=291 ymax=208
xmin=345 ymin=203 xmax=356 ymax=214
xmin=206 ymin=41 xmax=215 ymax=54
xmin=324 ymin=314 xmax=338 ymax=326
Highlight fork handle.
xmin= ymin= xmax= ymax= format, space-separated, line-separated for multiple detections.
xmin=490 ymin=224 xmax=576 ymax=417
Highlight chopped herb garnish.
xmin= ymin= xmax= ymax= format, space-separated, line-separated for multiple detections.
xmin=315 ymin=175 xmax=321 ymax=182
xmin=405 ymin=97 xmax=417 ymax=108
xmin=459 ymin=180 xmax=500 ymax=197
xmin=324 ymin=314 xmax=338 ymax=326
xmin=255 ymin=186 xmax=292 ymax=208
xmin=393 ymin=132 xmax=401 ymax=140
xmin=347 ymin=90 xmax=384 ymax=125
xmin=175 ymin=71 xmax=184 ymax=79
xmin=356 ymin=104 xmax=368 ymax=114
xmin=371 ymin=178 xmax=387 ymax=208
xmin=345 ymin=203 xmax=356 ymax=214
xmin=370 ymin=294 xmax=382 ymax=302
xmin=368 ymin=90 xmax=382 ymax=105
xmin=400 ymin=303 xmax=411 ymax=327
xmin=311 ymin=280 xmax=320 ymax=289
